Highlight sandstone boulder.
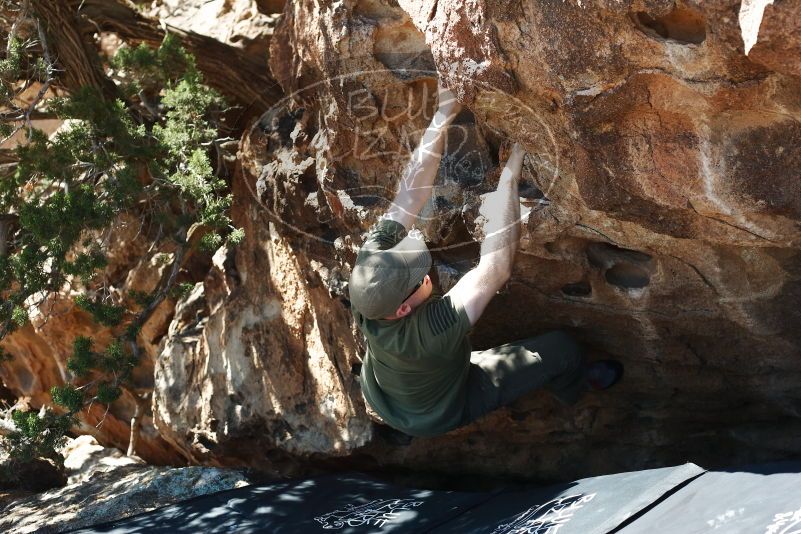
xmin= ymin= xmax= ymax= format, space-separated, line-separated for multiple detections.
xmin=4 ymin=0 xmax=801 ymax=484
xmin=161 ymin=0 xmax=800 ymax=481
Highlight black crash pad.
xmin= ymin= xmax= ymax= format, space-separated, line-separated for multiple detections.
xmin=73 ymin=463 xmax=705 ymax=533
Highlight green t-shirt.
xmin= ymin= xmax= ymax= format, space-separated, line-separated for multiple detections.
xmin=352 ymin=218 xmax=473 ymax=437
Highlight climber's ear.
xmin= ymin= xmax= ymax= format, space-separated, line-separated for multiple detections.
xmin=395 ymin=302 xmax=412 ymax=318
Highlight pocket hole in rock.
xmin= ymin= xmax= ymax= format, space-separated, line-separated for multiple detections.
xmin=14 ymin=366 xmax=33 ymax=392
xmin=519 ymin=181 xmax=544 ymax=200
xmin=605 ymin=263 xmax=651 ymax=289
xmin=586 ymin=242 xmax=654 ymax=291
xmin=631 ymin=5 xmax=706 ymax=45
xmin=561 ymin=281 xmax=592 ymax=297
xmin=586 ymin=242 xmax=652 ymax=268
xmin=254 ymin=0 xmax=285 ymax=15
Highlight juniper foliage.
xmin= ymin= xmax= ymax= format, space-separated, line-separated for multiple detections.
xmin=0 ymin=26 xmax=244 ymax=477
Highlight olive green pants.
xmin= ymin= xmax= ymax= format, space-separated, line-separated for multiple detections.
xmin=460 ymin=330 xmax=587 ymax=427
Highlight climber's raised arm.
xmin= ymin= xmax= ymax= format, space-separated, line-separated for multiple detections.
xmin=446 ymin=142 xmax=525 ymax=326
xmin=384 ymin=81 xmax=462 ymax=230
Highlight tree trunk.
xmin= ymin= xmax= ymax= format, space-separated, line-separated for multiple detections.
xmin=30 ymin=0 xmax=117 ymax=98
xmin=0 ymin=150 xmax=17 ymax=165
xmin=0 ymin=149 xmax=16 ymax=181
xmin=126 ymin=392 xmax=148 ymax=457
xmin=0 ymin=214 xmax=18 ymax=258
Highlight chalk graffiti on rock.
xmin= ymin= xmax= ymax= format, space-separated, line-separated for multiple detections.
xmin=314 ymin=498 xmax=424 ymax=530
xmin=491 ymin=493 xmax=597 ymax=534
xmin=765 ymin=506 xmax=801 ymax=534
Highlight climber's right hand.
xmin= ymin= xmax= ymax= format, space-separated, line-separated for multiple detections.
xmin=499 ymin=141 xmax=525 ymax=173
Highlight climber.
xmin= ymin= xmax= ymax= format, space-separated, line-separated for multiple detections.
xmin=348 ymin=80 xmax=623 ymax=439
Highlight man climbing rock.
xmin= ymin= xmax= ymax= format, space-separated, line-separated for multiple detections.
xmin=348 ymin=81 xmax=623 ymax=439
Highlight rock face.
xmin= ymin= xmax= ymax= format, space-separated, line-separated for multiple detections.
xmin=162 ymin=0 xmax=799 ymax=481
xmin=0 ymin=436 xmax=249 ymax=533
xmin=149 ymin=0 xmax=282 ymax=55
xmin=150 ymin=240 xmax=371 ymax=469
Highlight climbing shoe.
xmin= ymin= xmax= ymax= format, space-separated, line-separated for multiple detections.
xmin=585 ymin=360 xmax=624 ymax=390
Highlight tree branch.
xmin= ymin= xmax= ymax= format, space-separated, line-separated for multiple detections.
xmin=72 ymin=0 xmax=283 ymax=122
xmin=29 ymin=0 xmax=117 ymax=98
xmin=125 ymin=222 xmax=206 ymax=340
xmin=5 ymin=0 xmax=29 ymax=57
xmin=0 ymin=213 xmax=19 ymax=258
xmin=0 ymin=149 xmax=17 ymax=165
xmin=126 ymin=390 xmax=149 ymax=457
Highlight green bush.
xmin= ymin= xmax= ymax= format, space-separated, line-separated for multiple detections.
xmin=0 ymin=30 xmax=246 ymax=477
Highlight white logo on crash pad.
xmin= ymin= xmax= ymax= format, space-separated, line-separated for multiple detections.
xmin=314 ymin=498 xmax=424 ymax=529
xmin=765 ymin=506 xmax=801 ymax=534
xmin=492 ymin=493 xmax=596 ymax=534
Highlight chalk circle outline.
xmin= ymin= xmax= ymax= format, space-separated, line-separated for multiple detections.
xmin=241 ymin=67 xmax=561 ymax=254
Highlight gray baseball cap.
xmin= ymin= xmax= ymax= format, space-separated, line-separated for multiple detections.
xmin=349 ymin=231 xmax=432 ymax=320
